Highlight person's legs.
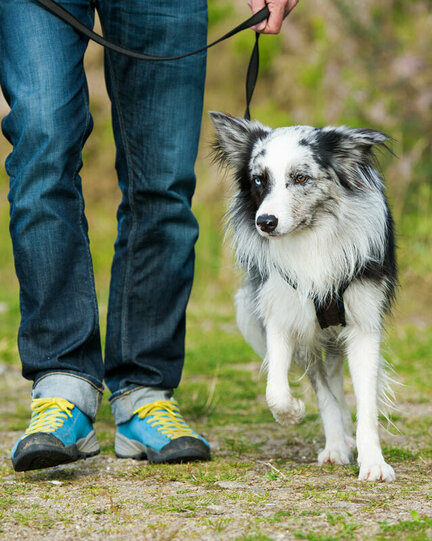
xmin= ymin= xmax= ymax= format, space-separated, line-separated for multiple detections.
xmin=97 ymin=0 xmax=210 ymax=462
xmin=97 ymin=0 xmax=207 ymax=418
xmin=1 ymin=0 xmax=103 ymax=469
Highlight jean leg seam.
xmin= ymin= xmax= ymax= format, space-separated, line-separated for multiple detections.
xmin=84 ymin=8 xmax=100 ymax=356
xmin=104 ymin=50 xmax=137 ymax=363
xmin=63 ymin=6 xmax=99 ymax=364
xmin=72 ymin=93 xmax=99 ymax=366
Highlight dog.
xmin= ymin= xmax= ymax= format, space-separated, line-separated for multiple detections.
xmin=210 ymin=112 xmax=398 ymax=482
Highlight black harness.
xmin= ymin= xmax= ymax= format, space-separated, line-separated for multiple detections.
xmin=278 ymin=271 xmax=348 ymax=329
xmin=280 ymin=258 xmax=384 ymax=329
xmin=314 ymin=288 xmax=347 ymax=329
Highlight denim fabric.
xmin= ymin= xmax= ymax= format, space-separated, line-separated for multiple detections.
xmin=0 ymin=1 xmax=207 ymax=404
xmin=99 ymin=0 xmax=207 ymax=396
xmin=32 ymin=373 xmax=103 ymax=422
xmin=110 ymin=386 xmax=173 ymax=425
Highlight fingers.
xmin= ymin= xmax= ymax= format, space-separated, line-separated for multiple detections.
xmin=264 ymin=1 xmax=286 ymax=34
xmin=249 ymin=0 xmax=268 ymax=32
xmin=249 ymin=0 xmax=299 ymax=35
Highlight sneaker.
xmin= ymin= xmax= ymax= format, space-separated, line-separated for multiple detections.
xmin=115 ymin=399 xmax=210 ymax=464
xmin=11 ymin=397 xmax=100 ymax=472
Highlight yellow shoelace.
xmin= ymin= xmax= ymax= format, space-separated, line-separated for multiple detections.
xmin=24 ymin=398 xmax=75 ymax=437
xmin=133 ymin=400 xmax=198 ymax=440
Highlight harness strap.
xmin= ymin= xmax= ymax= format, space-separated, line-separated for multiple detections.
xmin=313 ymin=285 xmax=348 ymax=329
xmin=278 ymin=270 xmax=348 ymax=329
xmin=34 ymin=0 xmax=271 ymax=119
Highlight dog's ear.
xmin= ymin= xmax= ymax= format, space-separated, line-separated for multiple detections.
xmin=315 ymin=127 xmax=392 ymax=191
xmin=209 ymin=111 xmax=271 ymax=170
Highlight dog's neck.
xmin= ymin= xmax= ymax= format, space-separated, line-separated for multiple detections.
xmin=230 ymin=190 xmax=388 ymax=304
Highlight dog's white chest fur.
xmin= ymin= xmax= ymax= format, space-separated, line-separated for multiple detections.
xmin=258 ymin=271 xmax=317 ymax=342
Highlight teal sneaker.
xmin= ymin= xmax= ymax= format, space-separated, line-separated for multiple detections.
xmin=115 ymin=399 xmax=210 ymax=464
xmin=11 ymin=398 xmax=100 ymax=472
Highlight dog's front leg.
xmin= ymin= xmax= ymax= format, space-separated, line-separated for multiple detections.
xmin=325 ymin=345 xmax=354 ymax=438
xmin=346 ymin=330 xmax=395 ymax=482
xmin=265 ymin=321 xmax=305 ymax=424
xmin=307 ymin=359 xmax=354 ymax=466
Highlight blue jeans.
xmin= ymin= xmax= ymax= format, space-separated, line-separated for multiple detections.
xmin=0 ymin=0 xmax=207 ymax=422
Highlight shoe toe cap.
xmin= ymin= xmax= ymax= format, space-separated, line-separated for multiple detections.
xmin=148 ymin=436 xmax=211 ymax=464
xmin=11 ymin=433 xmax=76 ymax=472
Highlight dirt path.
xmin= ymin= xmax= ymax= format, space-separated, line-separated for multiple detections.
xmin=1 ymin=363 xmax=431 ymax=540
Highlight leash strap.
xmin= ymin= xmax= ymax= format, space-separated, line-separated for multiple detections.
xmin=34 ymin=0 xmax=271 ymax=118
xmin=244 ymin=33 xmax=260 ymax=121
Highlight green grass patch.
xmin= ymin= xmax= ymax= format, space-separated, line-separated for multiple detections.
xmin=379 ymin=511 xmax=432 ymax=539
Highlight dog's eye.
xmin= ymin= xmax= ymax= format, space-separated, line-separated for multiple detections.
xmin=253 ymin=177 xmax=262 ymax=187
xmin=295 ymin=174 xmax=309 ymax=184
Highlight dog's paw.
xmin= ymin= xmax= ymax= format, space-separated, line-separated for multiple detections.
xmin=267 ymin=394 xmax=305 ymax=425
xmin=358 ymin=461 xmax=395 ymax=482
xmin=318 ymin=445 xmax=353 ymax=466
xmin=318 ymin=433 xmax=355 ymax=466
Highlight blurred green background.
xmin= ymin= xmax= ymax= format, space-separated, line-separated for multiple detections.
xmin=0 ymin=0 xmax=431 ymax=418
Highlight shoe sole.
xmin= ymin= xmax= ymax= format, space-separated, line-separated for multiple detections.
xmin=115 ymin=433 xmax=210 ymax=464
xmin=12 ymin=431 xmax=100 ymax=472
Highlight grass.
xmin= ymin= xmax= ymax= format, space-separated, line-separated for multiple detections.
xmin=378 ymin=511 xmax=432 ymax=540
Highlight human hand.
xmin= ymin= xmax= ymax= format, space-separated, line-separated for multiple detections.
xmin=249 ymin=0 xmax=299 ymax=34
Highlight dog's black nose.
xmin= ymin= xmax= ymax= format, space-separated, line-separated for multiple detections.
xmin=256 ymin=214 xmax=278 ymax=233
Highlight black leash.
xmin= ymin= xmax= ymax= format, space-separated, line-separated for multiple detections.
xmin=34 ymin=0 xmax=271 ymax=120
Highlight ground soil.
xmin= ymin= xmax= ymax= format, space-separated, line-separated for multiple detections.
xmin=1 ymin=363 xmax=431 ymax=540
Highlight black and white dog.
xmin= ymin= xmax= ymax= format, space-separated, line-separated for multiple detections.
xmin=210 ymin=112 xmax=397 ymax=482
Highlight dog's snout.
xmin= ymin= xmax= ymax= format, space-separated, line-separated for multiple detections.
xmin=256 ymin=214 xmax=278 ymax=233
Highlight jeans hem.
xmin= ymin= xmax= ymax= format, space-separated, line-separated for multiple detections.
xmin=110 ymin=386 xmax=173 ymax=425
xmin=32 ymin=372 xmax=103 ymax=422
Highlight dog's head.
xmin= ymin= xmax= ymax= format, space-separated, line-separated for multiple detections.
xmin=210 ymin=112 xmax=389 ymax=238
